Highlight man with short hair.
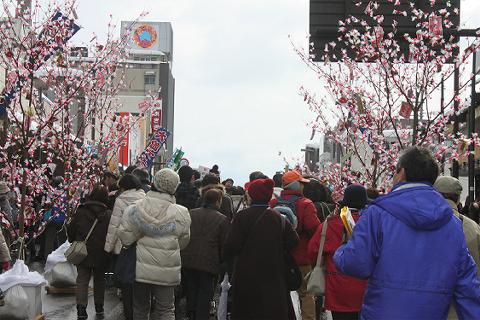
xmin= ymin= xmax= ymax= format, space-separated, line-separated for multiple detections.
xmin=270 ymin=170 xmax=320 ymax=320
xmin=334 ymin=147 xmax=480 ymax=319
xmin=176 ymin=165 xmax=200 ymax=210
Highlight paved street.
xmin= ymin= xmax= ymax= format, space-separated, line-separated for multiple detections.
xmin=42 ymin=287 xmax=123 ymax=320
xmin=27 ymin=262 xmax=123 ymax=320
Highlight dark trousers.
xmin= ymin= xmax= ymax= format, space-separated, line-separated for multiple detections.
xmin=315 ymin=296 xmax=324 ymax=320
xmin=41 ymin=223 xmax=66 ymax=259
xmin=331 ymin=311 xmax=359 ymax=320
xmin=122 ymin=284 xmax=134 ymax=320
xmin=76 ymin=264 xmax=106 ymax=306
xmin=184 ymin=268 xmax=215 ymax=320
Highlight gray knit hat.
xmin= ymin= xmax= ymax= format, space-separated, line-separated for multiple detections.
xmin=153 ymin=169 xmax=180 ymax=195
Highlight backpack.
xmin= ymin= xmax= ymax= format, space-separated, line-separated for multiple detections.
xmin=273 ymin=196 xmax=299 ymax=229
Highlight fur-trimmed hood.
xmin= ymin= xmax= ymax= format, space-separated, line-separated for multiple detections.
xmin=126 ymin=191 xmax=177 ymax=238
xmin=118 ymin=188 xmax=191 ymax=286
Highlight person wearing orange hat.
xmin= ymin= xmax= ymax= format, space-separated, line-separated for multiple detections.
xmin=270 ymin=170 xmax=320 ymax=320
xmin=224 ymin=178 xmax=299 ymax=320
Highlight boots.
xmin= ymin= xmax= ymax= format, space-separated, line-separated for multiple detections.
xmin=95 ymin=304 xmax=104 ymax=318
xmin=77 ymin=305 xmax=88 ymax=320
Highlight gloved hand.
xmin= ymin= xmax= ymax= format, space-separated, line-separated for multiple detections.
xmin=1 ymin=261 xmax=10 ymax=271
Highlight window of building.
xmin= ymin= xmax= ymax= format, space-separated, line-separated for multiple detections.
xmin=144 ymin=73 xmax=156 ymax=85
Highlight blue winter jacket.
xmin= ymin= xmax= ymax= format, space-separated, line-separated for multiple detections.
xmin=334 ymin=182 xmax=480 ymax=320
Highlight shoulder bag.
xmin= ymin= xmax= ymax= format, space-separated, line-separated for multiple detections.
xmin=114 ymin=242 xmax=137 ymax=286
xmin=305 ymin=219 xmax=328 ymax=295
xmin=65 ymin=219 xmax=98 ymax=265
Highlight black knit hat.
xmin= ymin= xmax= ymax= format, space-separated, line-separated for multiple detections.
xmin=340 ymin=184 xmax=367 ymax=209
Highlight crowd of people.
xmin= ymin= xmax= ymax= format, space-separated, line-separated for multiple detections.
xmin=1 ymin=147 xmax=480 ymax=320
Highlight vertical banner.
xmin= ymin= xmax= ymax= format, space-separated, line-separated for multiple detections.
xmin=119 ymin=112 xmax=130 ymax=167
xmin=137 ymin=127 xmax=171 ymax=168
xmin=151 ymin=108 xmax=163 ymax=133
xmin=138 ymin=117 xmax=146 ymax=155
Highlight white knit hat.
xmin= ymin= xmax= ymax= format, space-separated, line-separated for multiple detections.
xmin=153 ymin=169 xmax=180 ymax=195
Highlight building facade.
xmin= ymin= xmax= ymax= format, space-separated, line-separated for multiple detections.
xmin=115 ymin=21 xmax=175 ymax=168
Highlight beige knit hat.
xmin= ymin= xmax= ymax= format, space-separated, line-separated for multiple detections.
xmin=153 ymin=169 xmax=180 ymax=195
xmin=0 ymin=182 xmax=9 ymax=195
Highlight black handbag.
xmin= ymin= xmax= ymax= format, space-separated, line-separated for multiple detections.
xmin=114 ymin=242 xmax=137 ymax=287
xmin=281 ymin=217 xmax=303 ymax=291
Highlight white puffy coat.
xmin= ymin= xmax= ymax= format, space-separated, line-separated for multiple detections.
xmin=118 ymin=191 xmax=191 ymax=286
xmin=104 ymin=189 xmax=145 ymax=254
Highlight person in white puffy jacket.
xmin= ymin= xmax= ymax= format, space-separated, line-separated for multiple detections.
xmin=118 ymin=168 xmax=191 ymax=320
xmin=104 ymin=174 xmax=145 ymax=320
xmin=105 ymin=174 xmax=146 ymax=255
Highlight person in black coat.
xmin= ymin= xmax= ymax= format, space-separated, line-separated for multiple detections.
xmin=176 ymin=165 xmax=200 ymax=210
xmin=224 ymin=178 xmax=299 ymax=320
xmin=67 ymin=185 xmax=112 ymax=320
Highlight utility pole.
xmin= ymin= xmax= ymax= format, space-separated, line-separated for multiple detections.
xmin=468 ymin=51 xmax=477 ymax=222
xmin=452 ymin=67 xmax=460 ymax=178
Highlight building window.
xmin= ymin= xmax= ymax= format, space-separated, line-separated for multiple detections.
xmin=144 ymin=74 xmax=156 ymax=85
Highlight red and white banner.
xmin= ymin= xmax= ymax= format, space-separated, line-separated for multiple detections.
xmin=151 ymin=108 xmax=162 ymax=133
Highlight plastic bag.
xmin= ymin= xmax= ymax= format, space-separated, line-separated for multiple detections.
xmin=44 ymin=241 xmax=70 ymax=273
xmin=290 ymin=291 xmax=302 ymax=320
xmin=0 ymin=284 xmax=29 ymax=319
xmin=44 ymin=241 xmax=77 ymax=287
xmin=45 ymin=262 xmax=77 ymax=287
xmin=0 ymin=260 xmax=45 ymax=292
xmin=217 ymin=274 xmax=231 ymax=320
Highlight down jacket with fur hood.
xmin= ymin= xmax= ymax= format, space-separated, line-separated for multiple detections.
xmin=104 ymin=188 xmax=145 ymax=254
xmin=118 ymin=191 xmax=191 ymax=286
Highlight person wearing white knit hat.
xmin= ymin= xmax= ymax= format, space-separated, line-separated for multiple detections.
xmin=153 ymin=168 xmax=180 ymax=195
xmin=119 ymin=168 xmax=191 ymax=319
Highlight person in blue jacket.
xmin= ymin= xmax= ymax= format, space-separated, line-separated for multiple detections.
xmin=334 ymin=146 xmax=480 ymax=320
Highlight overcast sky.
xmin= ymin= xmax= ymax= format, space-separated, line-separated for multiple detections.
xmin=73 ymin=0 xmax=480 ymax=186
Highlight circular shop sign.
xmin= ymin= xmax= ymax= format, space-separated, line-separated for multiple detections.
xmin=133 ymin=24 xmax=158 ymax=49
